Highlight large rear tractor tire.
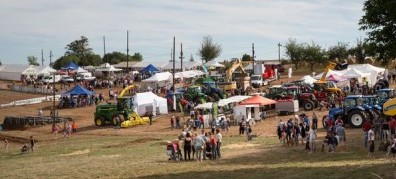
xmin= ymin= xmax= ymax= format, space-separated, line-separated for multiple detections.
xmin=94 ymin=117 xmax=106 ymax=126
xmin=348 ymin=110 xmax=366 ymax=128
xmin=322 ymin=115 xmax=329 ymax=129
xmin=303 ymin=101 xmax=314 ymax=111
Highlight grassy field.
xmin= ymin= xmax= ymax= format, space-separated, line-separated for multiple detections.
xmin=1 ymin=128 xmax=395 ymax=179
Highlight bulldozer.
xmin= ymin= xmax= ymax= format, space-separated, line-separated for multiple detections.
xmin=94 ymin=84 xmax=148 ymax=127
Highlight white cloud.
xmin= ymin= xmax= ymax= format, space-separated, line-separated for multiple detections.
xmin=0 ymin=0 xmax=366 ymax=64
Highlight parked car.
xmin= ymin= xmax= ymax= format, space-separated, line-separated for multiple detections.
xmin=42 ymin=75 xmax=61 ymax=84
xmin=76 ymin=72 xmax=96 ymax=81
xmin=60 ymin=75 xmax=74 ymax=83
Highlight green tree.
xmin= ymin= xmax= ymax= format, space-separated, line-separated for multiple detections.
xmin=327 ymin=42 xmax=349 ymax=61
xmin=198 ymin=36 xmax=222 ymax=63
xmin=27 ymin=56 xmax=40 ymax=66
xmin=302 ymin=42 xmax=326 ymax=71
xmin=241 ymin=54 xmax=252 ymax=61
xmin=103 ymin=52 xmax=127 ymax=64
xmin=82 ymin=54 xmax=102 ymax=67
xmin=131 ymin=52 xmax=143 ymax=61
xmin=359 ymin=0 xmax=396 ymax=64
xmin=65 ymin=36 xmax=94 ymax=66
xmin=348 ymin=38 xmax=376 ymax=64
xmin=284 ymin=38 xmax=304 ymax=69
xmin=53 ymin=55 xmax=79 ymax=69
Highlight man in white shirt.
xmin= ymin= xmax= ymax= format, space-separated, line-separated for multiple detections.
xmin=215 ymin=129 xmax=222 ymax=158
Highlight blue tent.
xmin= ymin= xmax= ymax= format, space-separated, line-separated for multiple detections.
xmin=61 ymin=62 xmax=79 ymax=70
xmin=62 ymin=84 xmax=94 ymax=96
xmin=140 ymin=64 xmax=159 ymax=73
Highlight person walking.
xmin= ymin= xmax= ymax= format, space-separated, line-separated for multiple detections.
xmin=362 ymin=120 xmax=372 ymax=148
xmin=115 ymin=116 xmax=121 ymax=130
xmin=149 ymin=112 xmax=153 ymax=126
xmin=52 ymin=123 xmax=59 ymax=139
xmin=368 ymin=126 xmax=375 ymax=158
xmin=209 ymin=132 xmax=218 ymax=159
xmin=239 ymin=119 xmax=246 ymax=135
xmin=170 ymin=116 xmax=175 ymax=130
xmin=175 ymin=116 xmax=181 ymax=129
xmin=72 ymin=120 xmax=78 ymax=133
xmin=4 ymin=138 xmax=9 ymax=152
xmin=29 ymin=136 xmax=35 ymax=153
xmin=382 ymin=120 xmax=390 ymax=141
xmin=215 ymin=129 xmax=222 ymax=158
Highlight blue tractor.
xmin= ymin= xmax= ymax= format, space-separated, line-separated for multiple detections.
xmin=376 ymin=88 xmax=395 ymax=105
xmin=322 ymin=95 xmax=377 ymax=128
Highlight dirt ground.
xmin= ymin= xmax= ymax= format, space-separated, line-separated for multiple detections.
xmin=0 ymin=74 xmax=328 ymax=142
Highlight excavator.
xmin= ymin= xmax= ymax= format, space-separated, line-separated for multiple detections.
xmin=94 ymin=84 xmax=149 ymax=127
xmin=313 ymin=62 xmax=346 ymax=97
xmin=217 ymin=59 xmax=250 ymax=91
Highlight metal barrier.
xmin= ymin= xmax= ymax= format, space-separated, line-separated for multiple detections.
xmin=11 ymin=85 xmax=54 ymax=94
xmin=2 ymin=116 xmax=71 ymax=130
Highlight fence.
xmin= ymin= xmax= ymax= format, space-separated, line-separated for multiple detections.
xmin=2 ymin=116 xmax=71 ymax=130
xmin=0 ymin=95 xmax=61 ymax=108
xmin=11 ymin=85 xmax=54 ymax=94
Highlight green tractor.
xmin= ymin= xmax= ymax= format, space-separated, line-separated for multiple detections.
xmin=94 ymin=96 xmax=135 ymax=126
xmin=184 ymin=86 xmax=207 ymax=104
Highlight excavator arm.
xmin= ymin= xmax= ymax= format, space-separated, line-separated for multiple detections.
xmin=226 ymin=59 xmax=246 ymax=82
xmin=119 ymin=84 xmax=139 ymax=97
xmin=319 ymin=62 xmax=337 ymax=82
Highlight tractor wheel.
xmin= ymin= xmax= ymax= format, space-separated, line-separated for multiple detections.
xmin=313 ymin=100 xmax=319 ymax=108
xmin=303 ymin=101 xmax=314 ymax=111
xmin=94 ymin=117 xmax=106 ymax=126
xmin=374 ymin=82 xmax=386 ymax=92
xmin=322 ymin=115 xmax=329 ymax=129
xmin=348 ymin=110 xmax=366 ymax=128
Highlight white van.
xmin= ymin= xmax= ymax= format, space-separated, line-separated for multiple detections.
xmin=42 ymin=75 xmax=61 ymax=83
xmin=76 ymin=72 xmax=96 ymax=81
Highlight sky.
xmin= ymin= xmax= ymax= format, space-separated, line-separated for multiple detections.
xmin=0 ymin=0 xmax=366 ymax=65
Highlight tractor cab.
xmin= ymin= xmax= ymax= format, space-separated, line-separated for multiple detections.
xmin=117 ymin=96 xmax=134 ymax=111
xmin=284 ymin=85 xmax=300 ymax=99
xmin=376 ymin=88 xmax=395 ymax=105
xmin=266 ymin=85 xmax=286 ymax=99
xmin=313 ymin=81 xmax=343 ymax=97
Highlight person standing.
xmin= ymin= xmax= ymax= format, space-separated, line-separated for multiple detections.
xmin=149 ymin=112 xmax=153 ymax=126
xmin=52 ymin=123 xmax=58 ymax=139
xmin=308 ymin=126 xmax=317 ymax=153
xmin=362 ymin=120 xmax=372 ymax=148
xmin=183 ymin=132 xmax=192 ymax=161
xmin=390 ymin=117 xmax=396 ymax=137
xmin=209 ymin=132 xmax=218 ymax=159
xmin=199 ymin=113 xmax=204 ymax=129
xmin=4 ymin=138 xmax=9 ymax=152
xmin=312 ymin=112 xmax=318 ymax=132
xmin=215 ymin=129 xmax=222 ymax=158
xmin=368 ymin=126 xmax=375 ymax=158
xmin=382 ymin=120 xmax=390 ymax=141
xmin=170 ymin=116 xmax=175 ymax=130
xmin=29 ymin=136 xmax=35 ymax=153
xmin=175 ymin=116 xmax=181 ymax=129
xmin=72 ymin=120 xmax=78 ymax=133
xmin=115 ymin=116 xmax=121 ymax=130
xmin=335 ymin=123 xmax=346 ymax=151
xmin=193 ymin=133 xmax=205 ymax=162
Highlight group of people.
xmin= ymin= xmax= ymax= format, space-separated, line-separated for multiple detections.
xmin=168 ymin=128 xmax=223 ymax=162
xmin=362 ymin=118 xmax=396 ymax=158
xmin=52 ymin=120 xmax=77 ymax=139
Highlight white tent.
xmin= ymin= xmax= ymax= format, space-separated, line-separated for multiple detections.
xmin=37 ymin=66 xmax=56 ymax=76
xmin=194 ymin=102 xmax=213 ymax=109
xmin=218 ymin=95 xmax=251 ymax=106
xmin=175 ymin=70 xmax=205 ymax=79
xmin=301 ymin=75 xmax=317 ymax=86
xmin=340 ymin=67 xmax=371 ymax=84
xmin=76 ymin=67 xmax=88 ymax=73
xmin=313 ymin=69 xmax=344 ymax=80
xmin=205 ymin=61 xmax=225 ymax=68
xmin=133 ymin=92 xmax=168 ymax=116
xmin=142 ymin=72 xmax=174 ymax=82
xmin=0 ymin=64 xmax=39 ymax=81
xmin=96 ymin=64 xmax=122 ymax=72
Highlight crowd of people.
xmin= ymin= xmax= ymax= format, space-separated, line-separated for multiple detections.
xmin=362 ymin=118 xmax=396 ymax=158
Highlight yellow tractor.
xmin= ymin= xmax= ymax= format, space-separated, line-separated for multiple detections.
xmin=217 ymin=59 xmax=250 ymax=91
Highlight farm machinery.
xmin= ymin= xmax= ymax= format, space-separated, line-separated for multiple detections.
xmin=217 ymin=59 xmax=250 ymax=91
xmin=94 ymin=84 xmax=149 ymax=127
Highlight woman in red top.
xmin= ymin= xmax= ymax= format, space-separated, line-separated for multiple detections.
xmin=209 ymin=132 xmax=218 ymax=160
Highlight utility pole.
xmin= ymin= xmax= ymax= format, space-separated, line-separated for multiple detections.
xmin=179 ymin=43 xmax=184 ymax=72
xmin=49 ymin=51 xmax=53 ymax=67
xmin=278 ymin=42 xmax=282 ymax=63
xmin=127 ymin=30 xmax=129 ymax=71
xmin=172 ymin=37 xmax=176 ymax=111
xmin=103 ymin=36 xmax=106 ymax=63
xmin=252 ymin=43 xmax=255 ymax=74
xmin=41 ymin=49 xmax=44 ymax=66
xmin=52 ymin=72 xmax=56 ymax=124
xmin=170 ymin=48 xmax=173 ymax=62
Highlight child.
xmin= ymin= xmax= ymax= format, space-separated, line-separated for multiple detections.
xmin=4 ymin=139 xmax=9 ymax=152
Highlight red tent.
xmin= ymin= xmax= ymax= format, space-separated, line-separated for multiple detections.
xmin=239 ymin=94 xmax=276 ymax=106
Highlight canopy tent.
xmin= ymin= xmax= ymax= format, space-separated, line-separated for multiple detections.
xmin=205 ymin=61 xmax=225 ymax=68
xmin=0 ymin=64 xmax=39 ymax=81
xmin=313 ymin=69 xmax=344 ymax=80
xmin=96 ymin=65 xmax=122 ymax=72
xmin=300 ymin=75 xmax=317 ymax=86
xmin=218 ymin=95 xmax=251 ymax=106
xmin=141 ymin=64 xmax=159 ymax=73
xmin=76 ymin=67 xmax=88 ymax=73
xmin=194 ymin=102 xmax=213 ymax=109
xmin=37 ymin=66 xmax=56 ymax=76
xmin=349 ymin=64 xmax=385 ymax=74
xmin=175 ymin=70 xmax=205 ymax=79
xmin=61 ymin=62 xmax=79 ymax=70
xmin=62 ymin=84 xmax=94 ymax=96
xmin=239 ymin=94 xmax=276 ymax=106
xmin=340 ymin=67 xmax=371 ymax=84
xmin=142 ymin=72 xmax=174 ymax=82
xmin=100 ymin=63 xmax=111 ymax=68
xmin=133 ymin=92 xmax=168 ymax=116
xmin=327 ymin=74 xmax=348 ymax=83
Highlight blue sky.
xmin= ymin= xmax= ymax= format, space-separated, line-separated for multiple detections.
xmin=0 ymin=0 xmax=366 ymax=65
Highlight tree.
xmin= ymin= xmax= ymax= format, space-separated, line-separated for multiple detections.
xmin=82 ymin=54 xmax=102 ymax=67
xmin=65 ymin=36 xmax=93 ymax=66
xmin=302 ymin=42 xmax=326 ymax=71
xmin=284 ymin=38 xmax=304 ymax=69
xmin=27 ymin=56 xmax=40 ymax=66
xmin=327 ymin=42 xmax=349 ymax=61
xmin=198 ymin=36 xmax=222 ymax=63
xmin=103 ymin=52 xmax=127 ymax=64
xmin=241 ymin=54 xmax=252 ymax=61
xmin=359 ymin=0 xmax=396 ymax=64
xmin=131 ymin=53 xmax=143 ymax=61
xmin=53 ymin=55 xmax=79 ymax=69
xmin=348 ymin=38 xmax=375 ymax=64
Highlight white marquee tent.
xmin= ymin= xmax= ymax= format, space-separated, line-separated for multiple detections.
xmin=205 ymin=61 xmax=225 ymax=68
xmin=133 ymin=92 xmax=168 ymax=116
xmin=301 ymin=75 xmax=317 ymax=86
xmin=37 ymin=66 xmax=56 ymax=76
xmin=0 ymin=64 xmax=39 ymax=81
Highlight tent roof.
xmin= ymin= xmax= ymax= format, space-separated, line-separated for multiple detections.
xmin=141 ymin=64 xmax=159 ymax=73
xmin=194 ymin=102 xmax=213 ymax=109
xmin=134 ymin=92 xmax=166 ymax=105
xmin=62 ymin=84 xmax=94 ymax=96
xmin=37 ymin=66 xmax=56 ymax=75
xmin=327 ymin=74 xmax=348 ymax=82
xmin=218 ymin=95 xmax=251 ymax=106
xmin=301 ymin=75 xmax=317 ymax=85
xmin=349 ymin=64 xmax=385 ymax=74
xmin=96 ymin=65 xmax=122 ymax=72
xmin=0 ymin=64 xmax=39 ymax=75
xmin=239 ymin=94 xmax=276 ymax=106
xmin=142 ymin=72 xmax=173 ymax=82
xmin=175 ymin=70 xmax=205 ymax=78
xmin=205 ymin=60 xmax=225 ymax=68
xmin=61 ymin=62 xmax=79 ymax=70
xmin=76 ymin=67 xmax=88 ymax=73
xmin=340 ymin=67 xmax=370 ymax=78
